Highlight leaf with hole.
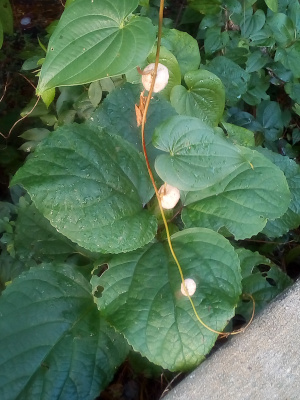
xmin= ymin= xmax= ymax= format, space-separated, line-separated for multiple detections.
xmin=235 ymin=248 xmax=292 ymax=321
xmin=92 ymin=228 xmax=242 ymax=371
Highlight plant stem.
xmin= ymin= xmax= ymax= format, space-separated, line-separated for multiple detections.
xmin=140 ymin=0 xmax=254 ymax=337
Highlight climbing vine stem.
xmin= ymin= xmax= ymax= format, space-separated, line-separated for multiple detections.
xmin=140 ymin=0 xmax=254 ymax=337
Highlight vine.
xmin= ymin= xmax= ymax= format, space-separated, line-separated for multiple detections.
xmin=140 ymin=0 xmax=254 ymax=337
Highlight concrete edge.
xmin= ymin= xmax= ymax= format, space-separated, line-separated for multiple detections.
xmin=164 ymin=280 xmax=300 ymax=400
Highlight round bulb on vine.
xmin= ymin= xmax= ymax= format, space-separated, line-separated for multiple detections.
xmin=142 ymin=63 xmax=169 ymax=93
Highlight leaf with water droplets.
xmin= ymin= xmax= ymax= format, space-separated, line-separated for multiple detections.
xmin=170 ymin=69 xmax=225 ymax=126
xmin=153 ymin=115 xmax=290 ymax=239
xmin=36 ymin=0 xmax=155 ymax=95
xmin=11 ymin=124 xmax=157 ymax=253
xmin=91 ymin=227 xmax=241 ymax=371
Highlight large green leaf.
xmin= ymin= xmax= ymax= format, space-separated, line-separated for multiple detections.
xmin=153 ymin=116 xmax=244 ymax=191
xmin=170 ymin=69 xmax=225 ymax=126
xmin=92 ymin=228 xmax=242 ymax=371
xmin=0 ymin=264 xmax=128 ymax=400
xmin=152 ymin=115 xmax=290 ymax=239
xmin=11 ymin=124 xmax=157 ymax=254
xmin=236 ymin=248 xmax=292 ymax=320
xmin=161 ymin=29 xmax=201 ymax=76
xmin=36 ymin=0 xmax=156 ymax=95
xmin=181 ymin=153 xmax=290 ymax=238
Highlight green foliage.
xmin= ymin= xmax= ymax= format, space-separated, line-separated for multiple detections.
xmin=1 ymin=0 xmax=300 ymax=398
xmin=92 ymin=228 xmax=241 ymax=371
xmin=236 ymin=248 xmax=292 ymax=320
xmin=36 ymin=0 xmax=156 ymax=95
xmin=0 ymin=0 xmax=13 ymax=49
xmin=170 ymin=69 xmax=225 ymax=126
xmin=0 ymin=264 xmax=128 ymax=400
xmin=11 ymin=124 xmax=157 ymax=254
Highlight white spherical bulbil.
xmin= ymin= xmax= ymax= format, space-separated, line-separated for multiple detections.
xmin=142 ymin=63 xmax=169 ymax=93
xmin=181 ymin=278 xmax=197 ymax=297
xmin=158 ymin=183 xmax=180 ymax=209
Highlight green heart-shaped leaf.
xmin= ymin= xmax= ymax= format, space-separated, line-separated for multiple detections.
xmin=170 ymin=69 xmax=225 ymax=126
xmin=152 ymin=115 xmax=290 ymax=239
xmin=11 ymin=124 xmax=157 ymax=253
xmin=37 ymin=0 xmax=156 ymax=95
xmin=92 ymin=228 xmax=242 ymax=371
xmin=161 ymin=29 xmax=200 ymax=76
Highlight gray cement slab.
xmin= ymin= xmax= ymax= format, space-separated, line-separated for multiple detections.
xmin=164 ymin=280 xmax=300 ymax=400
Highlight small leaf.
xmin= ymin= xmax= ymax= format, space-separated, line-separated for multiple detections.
xmin=37 ymin=0 xmax=156 ymax=95
xmin=246 ymin=51 xmax=270 ymax=73
xmin=256 ymin=100 xmax=284 ymax=141
xmin=0 ymin=0 xmax=13 ymax=35
xmin=207 ymin=56 xmax=250 ymax=105
xmin=275 ymin=42 xmax=300 ymax=79
xmin=170 ymin=69 xmax=225 ymax=126
xmin=0 ymin=264 xmax=128 ymax=400
xmin=204 ymin=27 xmax=229 ymax=55
xmin=88 ymin=81 xmax=103 ymax=107
xmin=267 ymin=13 xmax=295 ymax=46
xmin=41 ymin=87 xmax=56 ymax=108
xmin=188 ymin=0 xmax=222 ymax=14
xmin=19 ymin=128 xmax=50 ymax=141
xmin=240 ymin=9 xmax=265 ymax=38
xmin=264 ymin=0 xmax=278 ymax=12
xmin=221 ymin=122 xmax=255 ymax=147
xmin=161 ymin=28 xmax=200 ymax=76
xmin=11 ymin=124 xmax=157 ymax=254
xmin=92 ymin=228 xmax=241 ymax=371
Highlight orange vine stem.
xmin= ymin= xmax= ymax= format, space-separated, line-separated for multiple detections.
xmin=140 ymin=0 xmax=254 ymax=337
